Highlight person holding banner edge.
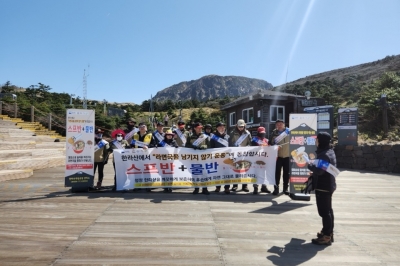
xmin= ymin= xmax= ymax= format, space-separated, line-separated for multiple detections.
xmin=151 ymin=122 xmax=166 ymax=147
xmin=251 ymin=127 xmax=272 ymax=194
xmin=229 ymin=119 xmax=252 ymax=192
xmin=185 ymin=122 xmax=211 ymax=195
xmin=269 ymin=119 xmax=290 ymax=195
xmin=109 ymin=129 xmax=130 ymax=191
xmin=307 ymin=132 xmax=337 ymax=246
xmin=173 ymin=121 xmax=190 ymax=147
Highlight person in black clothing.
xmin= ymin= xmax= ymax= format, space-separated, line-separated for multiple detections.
xmin=204 ymin=124 xmax=213 ymax=136
xmin=151 ymin=122 xmax=165 ymax=147
xmin=210 ymin=122 xmax=230 ymax=194
xmin=307 ymin=132 xmax=337 ymax=246
xmin=162 ymin=130 xmax=178 ymax=193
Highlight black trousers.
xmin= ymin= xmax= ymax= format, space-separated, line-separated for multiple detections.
xmin=275 ymin=157 xmax=290 ymax=188
xmin=316 ymin=190 xmax=334 ymax=235
xmin=216 ymin=185 xmax=230 ymax=190
xmin=113 ymin=161 xmax=116 ymax=187
xmin=94 ymin=162 xmax=105 ymax=183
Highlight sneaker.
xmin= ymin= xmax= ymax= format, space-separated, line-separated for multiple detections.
xmin=231 ymin=185 xmax=238 ymax=191
xmin=242 ymin=185 xmax=249 ymax=192
xmin=283 ymin=189 xmax=290 ymax=195
xmin=317 ymin=231 xmax=334 ymax=242
xmin=163 ymin=188 xmax=169 ymax=193
xmin=202 ymin=189 xmax=210 ymax=195
xmin=96 ymin=181 xmax=102 ymax=189
xmin=224 ymin=188 xmax=230 ymax=194
xmin=146 ymin=188 xmax=151 ymax=192
xmin=214 ymin=187 xmax=220 ymax=193
xmin=112 ymin=186 xmax=116 ymax=191
xmin=260 ymin=186 xmax=271 ymax=193
xmin=193 ymin=188 xmax=199 ymax=194
xmin=253 ymin=188 xmax=259 ymax=195
xmin=273 ymin=186 xmax=279 ymax=195
xmin=312 ymin=235 xmax=332 ymax=245
xmin=168 ymin=188 xmax=173 ymax=193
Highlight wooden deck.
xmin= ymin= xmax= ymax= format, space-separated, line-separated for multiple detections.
xmin=0 ymin=165 xmax=399 ymax=265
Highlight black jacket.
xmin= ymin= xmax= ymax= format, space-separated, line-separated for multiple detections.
xmin=210 ymin=131 xmax=229 ymax=148
xmin=308 ymin=146 xmax=337 ymax=193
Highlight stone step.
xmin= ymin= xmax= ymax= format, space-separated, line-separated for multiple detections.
xmin=0 ymin=169 xmax=33 ymax=182
xmin=0 ymin=128 xmax=36 ymax=135
xmin=0 ymin=135 xmax=61 ymax=142
xmin=0 ymin=149 xmax=66 ymax=160
xmin=36 ymin=142 xmax=66 ymax=149
xmin=0 ymin=156 xmax=65 ymax=171
xmin=0 ymin=141 xmax=36 ymax=150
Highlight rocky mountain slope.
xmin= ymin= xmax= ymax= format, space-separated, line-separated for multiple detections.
xmin=153 ymin=75 xmax=273 ymax=102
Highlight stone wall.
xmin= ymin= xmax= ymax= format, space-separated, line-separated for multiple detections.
xmin=334 ymin=144 xmax=400 ymax=173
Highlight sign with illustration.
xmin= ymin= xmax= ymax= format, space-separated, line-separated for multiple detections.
xmin=338 ymin=107 xmax=358 ymax=146
xmin=289 ymin=113 xmax=318 ymax=194
xmin=65 ymin=109 xmax=95 ymax=189
xmin=113 ymin=146 xmax=278 ymax=190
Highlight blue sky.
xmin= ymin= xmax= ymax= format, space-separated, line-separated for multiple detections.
xmin=1 ymin=0 xmax=400 ymax=105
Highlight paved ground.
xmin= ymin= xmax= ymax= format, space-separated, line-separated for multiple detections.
xmin=0 ymin=164 xmax=399 ymax=265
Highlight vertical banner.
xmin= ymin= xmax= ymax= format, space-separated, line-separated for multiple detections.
xmin=303 ymin=105 xmax=334 ymax=137
xmin=289 ymin=114 xmax=317 ymax=194
xmin=338 ymin=107 xmax=358 ymax=146
xmin=64 ymin=109 xmax=95 ymax=189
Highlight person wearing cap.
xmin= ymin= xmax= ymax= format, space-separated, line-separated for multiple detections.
xmin=251 ymin=127 xmax=272 ymax=194
xmin=269 ymin=119 xmax=290 ymax=195
xmin=94 ymin=128 xmax=110 ymax=189
xmin=162 ymin=130 xmax=178 ymax=193
xmin=204 ymin=124 xmax=213 ymax=136
xmin=211 ymin=122 xmax=231 ymax=194
xmin=164 ymin=114 xmax=169 ymax=126
xmin=132 ymin=123 xmax=152 ymax=149
xmin=229 ymin=119 xmax=252 ymax=192
xmin=186 ymin=122 xmax=211 ymax=195
xmin=124 ymin=117 xmax=137 ymax=143
xmin=173 ymin=121 xmax=190 ymax=147
xmin=109 ymin=129 xmax=130 ymax=190
xmin=151 ymin=122 xmax=166 ymax=147
xmin=308 ymin=132 xmax=337 ymax=245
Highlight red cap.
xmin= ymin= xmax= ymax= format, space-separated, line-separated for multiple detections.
xmin=257 ymin=127 xmax=266 ymax=133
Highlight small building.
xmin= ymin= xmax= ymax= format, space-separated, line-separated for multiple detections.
xmin=220 ymin=90 xmax=325 ymax=137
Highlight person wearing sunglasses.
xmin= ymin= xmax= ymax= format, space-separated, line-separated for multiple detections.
xmin=109 ymin=129 xmax=130 ymax=191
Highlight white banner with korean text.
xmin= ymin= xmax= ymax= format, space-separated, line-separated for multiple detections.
xmin=114 ymin=146 xmax=278 ymax=191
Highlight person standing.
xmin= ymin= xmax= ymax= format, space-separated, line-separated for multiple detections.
xmin=124 ymin=117 xmax=138 ymax=144
xmin=229 ymin=119 xmax=252 ymax=192
xmin=185 ymin=122 xmax=210 ymax=195
xmin=210 ymin=122 xmax=230 ymax=194
xmin=151 ymin=122 xmax=166 ymax=147
xmin=131 ymin=123 xmax=152 ymax=149
xmin=109 ymin=129 xmax=130 ymax=191
xmin=164 ymin=114 xmax=169 ymax=126
xmin=162 ymin=130 xmax=178 ymax=193
xmin=173 ymin=121 xmax=190 ymax=147
xmin=308 ymin=132 xmax=337 ymax=246
xmin=94 ymin=128 xmax=110 ymax=189
xmin=204 ymin=124 xmax=213 ymax=136
xmin=269 ymin=119 xmax=290 ymax=195
xmin=251 ymin=127 xmax=272 ymax=194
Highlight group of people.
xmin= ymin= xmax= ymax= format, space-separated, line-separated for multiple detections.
xmin=93 ymin=116 xmax=337 ymax=246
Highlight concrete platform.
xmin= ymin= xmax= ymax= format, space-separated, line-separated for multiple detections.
xmin=0 ymin=166 xmax=399 ymax=265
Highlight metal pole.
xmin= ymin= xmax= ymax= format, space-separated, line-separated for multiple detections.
xmin=381 ymin=94 xmax=388 ymax=137
xmin=31 ymin=106 xmax=34 ymax=122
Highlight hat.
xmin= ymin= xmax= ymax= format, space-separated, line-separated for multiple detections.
xmin=127 ymin=117 xmax=136 ymax=123
xmin=275 ymin=119 xmax=285 ymax=124
xmin=257 ymin=127 xmax=266 ymax=133
xmin=237 ymin=119 xmax=246 ymax=127
xmin=165 ymin=130 xmax=174 ymax=136
xmin=138 ymin=122 xmax=146 ymax=127
xmin=216 ymin=122 xmax=226 ymax=127
xmin=205 ymin=124 xmax=212 ymax=129
xmin=95 ymin=128 xmax=104 ymax=133
xmin=317 ymin=132 xmax=332 ymax=143
xmin=193 ymin=122 xmax=203 ymax=128
xmin=177 ymin=121 xmax=185 ymax=125
xmin=111 ymin=129 xmax=125 ymax=138
xmin=156 ymin=122 xmax=164 ymax=127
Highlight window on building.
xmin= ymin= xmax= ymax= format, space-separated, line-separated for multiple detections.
xmin=242 ymin=108 xmax=254 ymax=124
xmin=270 ymin=105 xmax=285 ymax=122
xmin=229 ymin=112 xmax=236 ymax=126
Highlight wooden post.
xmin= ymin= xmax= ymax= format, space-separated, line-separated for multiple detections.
xmin=48 ymin=113 xmax=52 ymax=131
xmin=381 ymin=94 xmax=388 ymax=137
xmin=14 ymin=102 xmax=18 ymax=118
xmin=31 ymin=106 xmax=35 ymax=122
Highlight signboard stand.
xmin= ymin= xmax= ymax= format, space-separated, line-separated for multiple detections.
xmin=65 ymin=109 xmax=95 ymax=192
xmin=338 ymin=108 xmax=358 ymax=146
